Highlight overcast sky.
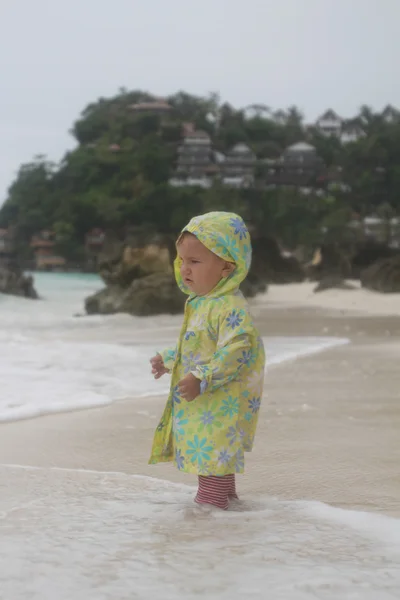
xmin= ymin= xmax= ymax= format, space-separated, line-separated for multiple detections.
xmin=0 ymin=0 xmax=399 ymax=203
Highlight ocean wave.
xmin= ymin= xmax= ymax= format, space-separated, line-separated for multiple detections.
xmin=1 ymin=466 xmax=398 ymax=599
xmin=0 ymin=273 xmax=349 ymax=423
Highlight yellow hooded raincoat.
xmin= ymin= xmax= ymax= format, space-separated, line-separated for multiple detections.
xmin=149 ymin=212 xmax=265 ymax=475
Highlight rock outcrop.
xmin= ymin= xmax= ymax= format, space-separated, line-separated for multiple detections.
xmin=85 ymin=230 xmax=275 ymax=316
xmin=240 ymin=273 xmax=268 ymax=298
xmin=351 ymin=240 xmax=399 ymax=279
xmin=360 ymin=254 xmax=400 ymax=293
xmin=85 ymin=234 xmax=185 ymax=316
xmin=306 ymin=244 xmax=351 ymax=292
xmin=98 ymin=236 xmax=173 ymax=286
xmin=85 ymin=272 xmax=186 ymax=316
xmin=0 ymin=265 xmax=38 ymax=299
xmin=86 ymin=230 xmax=311 ymax=316
xmin=250 ymin=237 xmax=305 ymax=285
xmin=305 ymin=240 xmax=400 ymax=293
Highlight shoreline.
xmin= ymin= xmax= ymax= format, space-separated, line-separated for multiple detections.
xmin=261 ymin=281 xmax=400 ymax=317
xmin=1 ymin=301 xmax=400 ymax=519
xmin=0 ymin=333 xmax=351 ymax=427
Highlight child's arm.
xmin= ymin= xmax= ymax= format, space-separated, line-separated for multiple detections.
xmin=190 ymin=308 xmax=254 ymax=394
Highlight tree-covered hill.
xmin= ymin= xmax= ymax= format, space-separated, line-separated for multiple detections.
xmin=1 ymin=90 xmax=399 ymax=263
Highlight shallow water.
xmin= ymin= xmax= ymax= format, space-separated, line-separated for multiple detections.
xmin=1 ymin=466 xmax=399 ymax=600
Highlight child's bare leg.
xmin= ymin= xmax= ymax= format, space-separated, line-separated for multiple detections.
xmin=195 ymin=475 xmax=230 ymax=510
xmin=227 ymin=474 xmax=239 ymax=500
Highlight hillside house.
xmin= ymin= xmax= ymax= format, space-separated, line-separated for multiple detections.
xmin=85 ymin=228 xmax=105 ymax=269
xmin=264 ymin=142 xmax=325 ymax=188
xmin=314 ymin=109 xmax=364 ymax=144
xmin=169 ymin=125 xmax=214 ymax=188
xmin=30 ymin=231 xmax=66 ymax=271
xmin=128 ymin=99 xmax=172 ymax=116
xmin=0 ymin=228 xmax=16 ymax=267
xmin=220 ymin=143 xmax=256 ymax=188
xmin=315 ymin=109 xmax=342 ymax=137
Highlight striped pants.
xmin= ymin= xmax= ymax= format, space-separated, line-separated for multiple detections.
xmin=195 ymin=474 xmax=238 ymax=510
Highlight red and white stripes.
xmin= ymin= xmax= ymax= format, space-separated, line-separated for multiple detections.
xmin=195 ymin=474 xmax=238 ymax=510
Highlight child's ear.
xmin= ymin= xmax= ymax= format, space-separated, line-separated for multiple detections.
xmin=222 ymin=262 xmax=236 ymax=277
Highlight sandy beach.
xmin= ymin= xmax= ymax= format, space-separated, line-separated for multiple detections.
xmin=1 ymin=282 xmax=399 ymax=598
xmin=1 ymin=293 xmax=399 ymax=515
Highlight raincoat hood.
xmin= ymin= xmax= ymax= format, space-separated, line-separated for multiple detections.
xmin=174 ymin=211 xmax=252 ymax=297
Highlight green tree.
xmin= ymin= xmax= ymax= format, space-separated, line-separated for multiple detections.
xmin=1 ymin=89 xmax=400 ymax=266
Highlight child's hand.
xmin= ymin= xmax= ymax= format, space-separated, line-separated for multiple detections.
xmin=150 ymin=355 xmax=169 ymax=379
xmin=178 ymin=373 xmax=201 ymax=402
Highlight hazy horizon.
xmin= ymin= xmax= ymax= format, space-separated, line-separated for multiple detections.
xmin=1 ymin=0 xmax=399 ymax=204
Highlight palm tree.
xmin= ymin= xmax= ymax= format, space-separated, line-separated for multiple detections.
xmin=357 ymin=105 xmax=382 ymax=134
xmin=376 ymin=202 xmax=394 ymax=244
xmin=272 ymin=109 xmax=287 ymax=125
xmin=286 ymin=105 xmax=304 ymax=128
xmin=244 ymin=104 xmax=271 ymax=118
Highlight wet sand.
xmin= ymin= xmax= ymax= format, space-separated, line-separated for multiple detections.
xmin=1 ymin=305 xmax=399 ymax=518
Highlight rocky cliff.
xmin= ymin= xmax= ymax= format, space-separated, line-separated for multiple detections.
xmin=0 ymin=265 xmax=38 ymax=299
xmin=85 ymin=235 xmax=185 ymax=316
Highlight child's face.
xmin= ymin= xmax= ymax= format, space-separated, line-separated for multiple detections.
xmin=178 ymin=234 xmax=234 ymax=296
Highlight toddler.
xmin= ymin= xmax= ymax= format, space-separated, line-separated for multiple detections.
xmin=149 ymin=211 xmax=265 ymax=510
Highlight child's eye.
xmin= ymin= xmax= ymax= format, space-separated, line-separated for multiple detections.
xmin=191 ymin=259 xmax=200 ymax=264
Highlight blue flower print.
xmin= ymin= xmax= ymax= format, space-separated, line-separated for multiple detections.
xmin=200 ymin=411 xmax=214 ymax=426
xmin=186 ymin=435 xmax=213 ymax=465
xmin=213 ymin=347 xmax=230 ymax=362
xmin=198 ymin=462 xmax=210 ymax=476
xmin=237 ymin=350 xmax=252 ymax=366
xmin=175 ymin=448 xmax=185 ymax=470
xmin=226 ymin=426 xmax=238 ymax=445
xmin=230 ymin=217 xmax=248 ymax=240
xmin=248 ymin=397 xmax=261 ymax=414
xmin=182 ymin=352 xmax=202 ymax=374
xmin=216 ymin=448 xmax=232 ymax=467
xmin=164 ymin=348 xmax=177 ymax=363
xmin=215 ymin=235 xmax=240 ymax=262
xmin=184 ymin=330 xmax=195 ymax=341
xmin=173 ymin=409 xmax=188 ymax=436
xmin=172 ymin=385 xmax=181 ymax=404
xmin=190 ymin=296 xmax=207 ymax=311
xmin=235 ymin=448 xmax=245 ymax=472
xmin=226 ymin=426 xmax=245 ymax=445
xmin=244 ymin=433 xmax=254 ymax=451
xmin=244 ymin=411 xmax=253 ymax=422
xmin=243 ymin=244 xmax=252 ymax=269
xmin=197 ymin=401 xmax=223 ymax=435
xmin=221 ymin=396 xmax=239 ymax=418
xmin=226 ymin=309 xmax=243 ymax=330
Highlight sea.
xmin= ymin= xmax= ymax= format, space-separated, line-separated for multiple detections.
xmin=0 ymin=272 xmax=349 ymax=423
xmin=1 ymin=273 xmax=399 ymax=599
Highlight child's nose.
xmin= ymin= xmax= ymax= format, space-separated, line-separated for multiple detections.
xmin=181 ymin=263 xmax=190 ymax=274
